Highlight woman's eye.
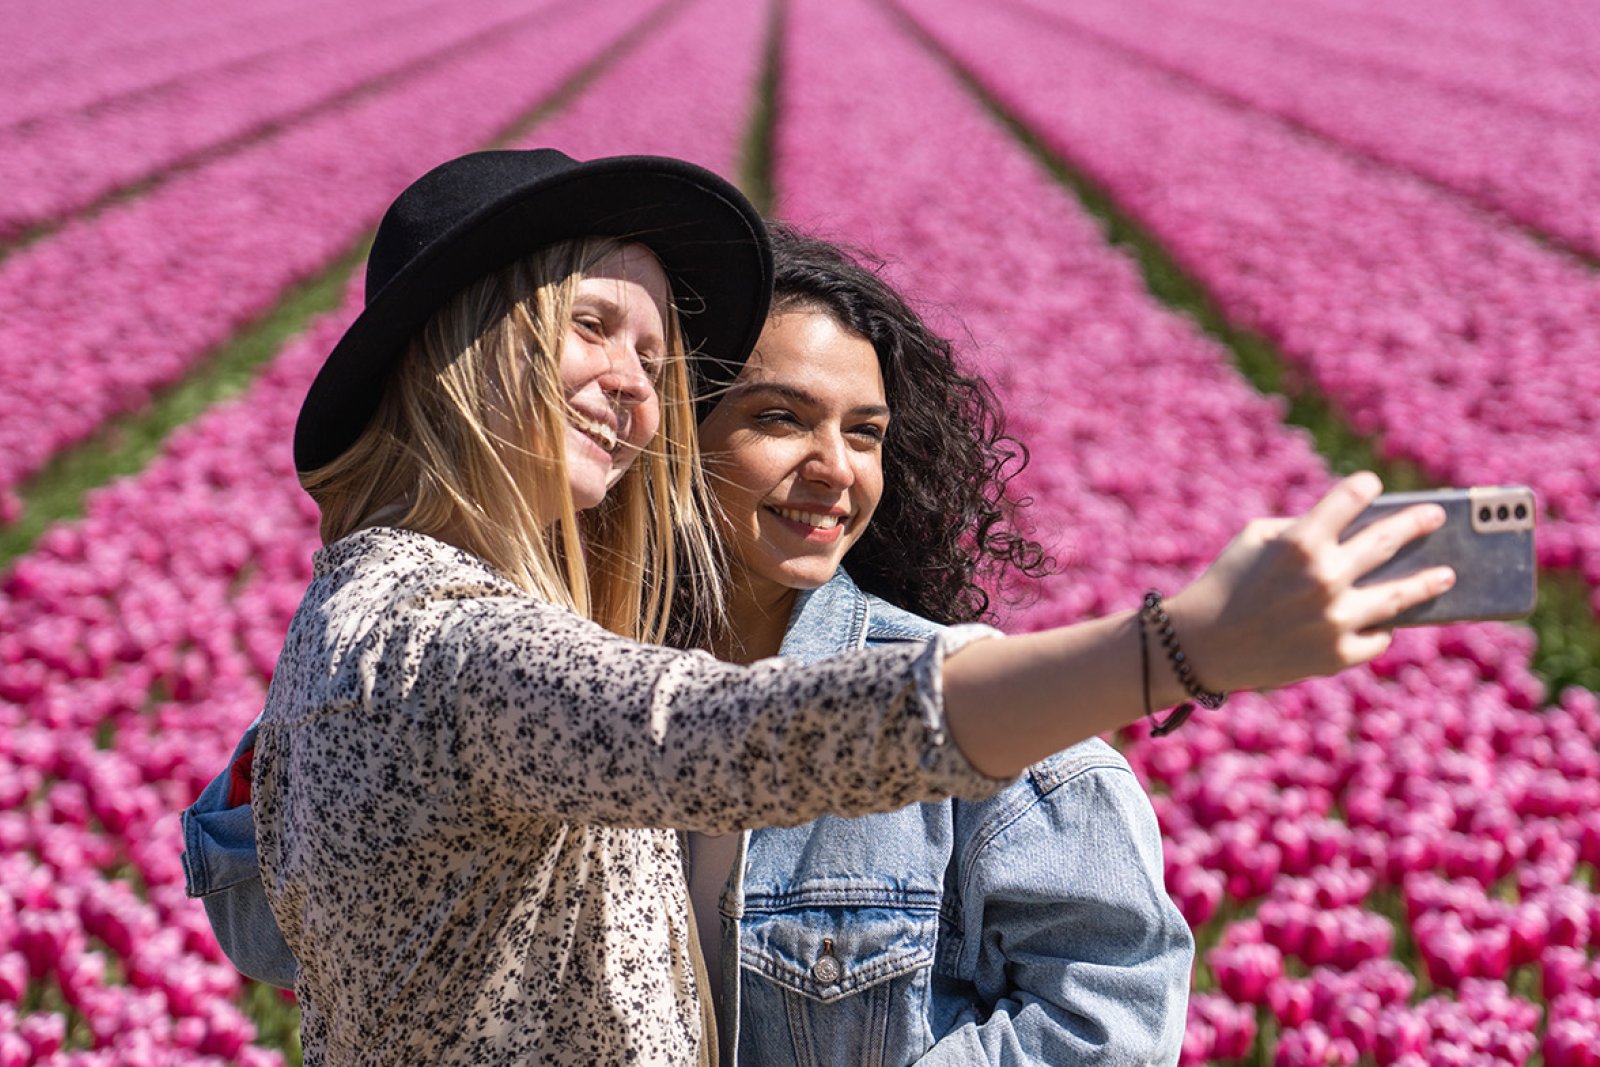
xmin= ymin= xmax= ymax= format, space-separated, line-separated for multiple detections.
xmin=574 ymin=315 xmax=605 ymax=337
xmin=851 ymin=424 xmax=887 ymax=443
xmin=753 ymin=409 xmax=800 ymax=428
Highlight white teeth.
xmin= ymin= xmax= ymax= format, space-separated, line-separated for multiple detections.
xmin=572 ymin=413 xmax=618 ymax=452
xmin=773 ymin=507 xmax=843 ymax=529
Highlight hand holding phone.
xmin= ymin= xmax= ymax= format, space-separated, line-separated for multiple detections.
xmin=1342 ymin=486 xmax=1538 ymax=626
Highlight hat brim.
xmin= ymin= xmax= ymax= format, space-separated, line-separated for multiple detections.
xmin=294 ymin=155 xmax=771 ymax=473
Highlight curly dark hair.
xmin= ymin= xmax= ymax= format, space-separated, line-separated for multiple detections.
xmin=761 ymin=223 xmax=1052 ymax=625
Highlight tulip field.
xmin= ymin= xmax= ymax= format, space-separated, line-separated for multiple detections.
xmin=2 ymin=0 xmax=1597 ymax=1063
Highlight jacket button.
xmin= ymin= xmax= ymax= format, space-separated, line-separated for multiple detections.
xmin=811 ymin=938 xmax=841 ymax=985
xmin=811 ymin=954 xmax=841 ymax=985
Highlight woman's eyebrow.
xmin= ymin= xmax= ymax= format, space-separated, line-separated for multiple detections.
xmin=574 ymin=293 xmax=665 ymax=345
xmin=573 ymin=293 xmax=622 ymax=318
xmin=728 ymin=381 xmax=890 ymax=417
xmin=725 ymin=381 xmax=813 ymax=404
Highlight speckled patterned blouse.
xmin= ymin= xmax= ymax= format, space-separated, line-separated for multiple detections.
xmin=251 ymin=527 xmax=1002 ymax=1066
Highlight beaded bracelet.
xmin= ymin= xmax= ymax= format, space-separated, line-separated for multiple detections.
xmin=1138 ymin=589 xmax=1226 ymax=736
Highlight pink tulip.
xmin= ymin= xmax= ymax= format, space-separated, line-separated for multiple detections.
xmin=1178 ymin=1016 xmax=1214 ymax=1066
xmin=1189 ymin=992 xmax=1256 ymax=1060
xmin=1302 ymin=909 xmax=1345 ymax=968
xmin=1545 ymin=889 xmax=1593 ymax=950
xmin=56 ymin=947 xmax=107 ymax=1010
xmin=1470 ymin=926 xmax=1512 ymax=982
xmin=237 ymin=1049 xmax=288 ymax=1067
xmin=1543 ymin=1020 xmax=1600 ymax=1067
xmin=1268 ymin=977 xmax=1314 ymax=1029
xmin=15 ymin=910 xmax=81 ymax=981
xmin=1168 ymin=865 xmax=1225 ymax=928
xmin=1353 ymin=959 xmax=1415 ymax=1007
xmin=1373 ymin=1006 xmax=1430 ymax=1065
xmin=1210 ymin=941 xmax=1283 ymax=1005
xmin=0 ymin=953 xmax=27 ymax=1005
xmin=1507 ymin=903 xmax=1550 ymax=967
xmin=1273 ymin=1021 xmax=1359 ymax=1067
xmin=1258 ymin=899 xmax=1308 ymax=961
xmin=0 ymin=1033 xmax=31 ymax=1067
xmin=1541 ymin=946 xmax=1593 ymax=1000
xmin=1382 ymin=834 xmax=1439 ymax=886
xmin=1325 ymin=989 xmax=1381 ymax=1055
xmin=1415 ymin=916 xmax=1474 ymax=990
xmin=20 ymin=1011 xmax=66 ymax=1059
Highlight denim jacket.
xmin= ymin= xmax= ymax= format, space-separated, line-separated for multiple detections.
xmin=182 ymin=717 xmax=292 ymax=987
xmin=182 ymin=567 xmax=1190 ymax=1063
xmin=723 ymin=570 xmax=1192 ymax=1065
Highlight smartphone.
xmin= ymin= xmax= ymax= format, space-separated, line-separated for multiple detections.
xmin=1341 ymin=486 xmax=1538 ymax=626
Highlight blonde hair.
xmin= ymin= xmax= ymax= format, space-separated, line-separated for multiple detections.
xmin=300 ymin=238 xmax=725 ymax=643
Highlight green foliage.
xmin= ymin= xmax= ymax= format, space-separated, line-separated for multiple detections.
xmin=739 ymin=0 xmax=782 ymax=217
xmin=1533 ymin=574 xmax=1600 ymax=696
xmin=243 ymin=982 xmax=303 ymax=1067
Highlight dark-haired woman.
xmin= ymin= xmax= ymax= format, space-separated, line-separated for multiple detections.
xmin=687 ymin=224 xmax=1189 ymax=1064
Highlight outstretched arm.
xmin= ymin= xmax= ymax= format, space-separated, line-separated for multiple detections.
xmin=944 ymin=473 xmax=1450 ymax=778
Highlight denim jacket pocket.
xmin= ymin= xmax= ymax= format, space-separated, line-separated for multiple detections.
xmin=738 ymin=904 xmax=937 ymax=1067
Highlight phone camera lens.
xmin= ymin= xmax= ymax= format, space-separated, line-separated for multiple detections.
xmin=1514 ymin=503 xmax=1528 ymax=520
xmin=1478 ymin=506 xmax=1492 ymax=523
xmin=1496 ymin=505 xmax=1510 ymax=521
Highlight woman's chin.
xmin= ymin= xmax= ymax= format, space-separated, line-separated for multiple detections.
xmin=566 ymin=471 xmax=609 ymax=512
xmin=768 ymin=558 xmax=843 ymax=592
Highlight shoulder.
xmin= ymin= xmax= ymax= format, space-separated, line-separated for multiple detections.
xmin=1026 ymin=736 xmax=1136 ymax=794
xmin=967 ymin=737 xmax=1137 ymax=814
xmin=862 ymin=593 xmax=946 ymax=645
xmin=313 ymin=527 xmax=520 ymax=602
xmin=952 ymin=737 xmax=1150 ymax=851
xmin=298 ymin=527 xmax=561 ymax=643
xmin=263 ymin=527 xmax=574 ymax=731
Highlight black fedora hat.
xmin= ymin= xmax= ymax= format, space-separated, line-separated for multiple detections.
xmin=293 ymin=148 xmax=773 ymax=473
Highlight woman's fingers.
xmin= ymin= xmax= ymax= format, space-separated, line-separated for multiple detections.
xmin=1285 ymin=471 xmax=1385 ymax=547
xmin=1173 ymin=473 xmax=1464 ymax=694
xmin=1336 ymin=501 xmax=1448 ymax=583
xmin=1334 ymin=628 xmax=1394 ymax=668
xmin=1338 ymin=564 xmax=1456 ymax=636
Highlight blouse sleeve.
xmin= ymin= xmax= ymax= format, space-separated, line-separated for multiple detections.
xmin=265 ymin=572 xmax=1009 ymax=834
xmin=455 ymin=593 xmax=1007 ymax=832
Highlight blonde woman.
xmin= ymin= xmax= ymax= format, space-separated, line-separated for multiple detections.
xmin=188 ymin=149 xmax=1454 ymax=1066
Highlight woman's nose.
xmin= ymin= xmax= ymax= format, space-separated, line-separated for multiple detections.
xmin=803 ymin=432 xmax=855 ymax=488
xmin=599 ymin=351 xmax=655 ymax=407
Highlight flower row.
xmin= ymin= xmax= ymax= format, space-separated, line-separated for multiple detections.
xmin=903 ymin=0 xmax=1600 ymax=616
xmin=1003 ymin=0 xmax=1600 ymax=260
xmin=0 ymin=0 xmax=545 ymax=239
xmin=0 ymin=0 xmax=653 ymax=510
xmin=779 ymin=0 xmax=1597 ymax=1060
xmin=1154 ymin=0 xmax=1600 ymax=123
xmin=3 ymin=0 xmax=363 ymax=131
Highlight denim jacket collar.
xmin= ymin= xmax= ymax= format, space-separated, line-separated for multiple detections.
xmin=778 ymin=569 xmax=942 ymax=662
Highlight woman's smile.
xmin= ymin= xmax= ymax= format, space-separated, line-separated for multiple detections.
xmin=569 ymin=408 xmax=621 ymax=454
xmin=763 ymin=502 xmax=852 ymax=542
